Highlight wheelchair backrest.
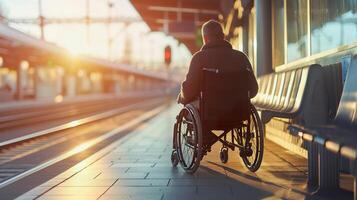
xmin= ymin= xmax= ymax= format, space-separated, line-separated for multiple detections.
xmin=201 ymin=68 xmax=251 ymax=129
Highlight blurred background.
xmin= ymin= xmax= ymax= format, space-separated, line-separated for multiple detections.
xmin=0 ymin=0 xmax=193 ymax=102
xmin=0 ymin=0 xmax=192 ymax=68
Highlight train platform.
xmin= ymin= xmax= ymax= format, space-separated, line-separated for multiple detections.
xmin=11 ymin=103 xmax=333 ymax=200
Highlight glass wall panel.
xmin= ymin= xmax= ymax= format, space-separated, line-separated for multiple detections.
xmin=311 ymin=0 xmax=357 ymax=54
xmin=272 ymin=0 xmax=285 ymax=67
xmin=287 ymin=0 xmax=308 ymax=62
xmin=248 ymin=8 xmax=256 ymax=72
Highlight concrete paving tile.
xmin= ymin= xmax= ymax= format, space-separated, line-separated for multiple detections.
xmin=100 ymin=194 xmax=163 ymax=200
xmin=162 ymin=186 xmax=196 ymax=195
xmin=37 ymin=195 xmax=98 ymax=200
xmin=199 ymin=163 xmax=227 ymax=173
xmin=136 ymin=158 xmax=162 ymax=163
xmin=162 ymin=193 xmax=199 ymax=200
xmin=126 ymin=166 xmax=184 ymax=174
xmin=98 ymin=194 xmax=131 ymax=200
xmin=169 ymin=179 xmax=229 ymax=186
xmin=111 ymin=163 xmax=155 ymax=168
xmin=198 ymin=185 xmax=231 ymax=192
xmin=112 ymin=149 xmax=131 ymax=153
xmin=128 ymin=194 xmax=163 ymax=200
xmin=125 ymin=167 xmax=153 ymax=173
xmin=15 ymin=195 xmax=38 ymax=200
xmin=260 ymin=161 xmax=296 ymax=167
xmin=232 ymin=191 xmax=274 ymax=200
xmin=43 ymin=186 xmax=108 ymax=196
xmin=37 ymin=178 xmax=67 ymax=187
xmin=196 ymin=185 xmax=234 ymax=199
xmin=114 ymin=158 xmax=140 ymax=163
xmin=59 ymin=178 xmax=118 ymax=187
xmin=259 ymin=165 xmax=305 ymax=172
xmin=256 ymin=170 xmax=307 ymax=184
xmin=104 ymin=186 xmax=163 ymax=195
xmin=16 ymin=186 xmax=51 ymax=198
xmin=43 ymin=171 xmax=77 ymax=179
xmin=225 ymin=170 xmax=267 ymax=188
xmin=153 ymin=163 xmax=176 ymax=167
xmin=195 ymin=168 xmax=227 ymax=179
xmin=257 ymin=182 xmax=308 ymax=199
xmin=150 ymin=166 xmax=184 ymax=173
xmin=115 ymin=179 xmax=169 ymax=186
xmin=146 ymin=171 xmax=198 ymax=179
xmin=95 ymin=167 xmax=129 ymax=174
xmin=96 ymin=172 xmax=148 ymax=179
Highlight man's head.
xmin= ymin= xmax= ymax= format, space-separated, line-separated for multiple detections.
xmin=201 ymin=20 xmax=224 ymax=44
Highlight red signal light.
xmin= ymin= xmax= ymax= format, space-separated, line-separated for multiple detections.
xmin=164 ymin=46 xmax=171 ymax=65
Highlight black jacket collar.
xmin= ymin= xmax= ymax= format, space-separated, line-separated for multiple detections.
xmin=201 ymin=39 xmax=232 ymax=51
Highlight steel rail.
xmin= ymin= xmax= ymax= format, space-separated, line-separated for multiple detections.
xmin=0 ymin=99 xmax=142 ymax=130
xmin=0 ymin=98 xmax=163 ymax=149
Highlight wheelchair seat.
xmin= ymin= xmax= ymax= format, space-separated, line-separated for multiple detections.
xmin=201 ymin=67 xmax=251 ymax=130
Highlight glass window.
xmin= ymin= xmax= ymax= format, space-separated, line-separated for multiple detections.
xmin=248 ymin=8 xmax=256 ymax=72
xmin=287 ymin=0 xmax=308 ymax=62
xmin=272 ymin=0 xmax=285 ymax=67
xmin=311 ymin=0 xmax=357 ymax=54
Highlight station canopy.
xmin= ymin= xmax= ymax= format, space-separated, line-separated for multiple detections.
xmin=0 ymin=23 xmax=166 ymax=81
xmin=130 ymin=0 xmax=222 ymax=53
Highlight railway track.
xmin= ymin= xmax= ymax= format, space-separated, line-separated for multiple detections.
xmin=0 ymin=95 xmax=168 ymax=190
xmin=0 ymin=96 xmax=152 ymax=131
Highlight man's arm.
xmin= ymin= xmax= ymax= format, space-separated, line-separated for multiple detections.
xmin=177 ymin=54 xmax=201 ymax=104
xmin=241 ymin=54 xmax=258 ymax=98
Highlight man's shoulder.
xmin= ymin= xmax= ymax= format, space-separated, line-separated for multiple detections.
xmin=192 ymin=50 xmax=205 ymax=58
xmin=189 ymin=50 xmax=206 ymax=65
xmin=231 ymin=49 xmax=249 ymax=58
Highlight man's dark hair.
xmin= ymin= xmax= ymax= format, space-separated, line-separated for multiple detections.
xmin=202 ymin=20 xmax=224 ymax=41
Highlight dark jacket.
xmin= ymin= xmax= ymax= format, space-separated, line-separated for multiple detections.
xmin=178 ymin=39 xmax=258 ymax=105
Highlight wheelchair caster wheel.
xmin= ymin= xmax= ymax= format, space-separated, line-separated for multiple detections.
xmin=171 ymin=150 xmax=179 ymax=167
xmin=220 ymin=147 xmax=228 ymax=163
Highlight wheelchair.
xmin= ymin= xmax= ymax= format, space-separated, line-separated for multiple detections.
xmin=171 ymin=68 xmax=264 ymax=174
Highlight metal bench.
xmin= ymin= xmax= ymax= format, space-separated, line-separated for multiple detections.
xmin=252 ymin=64 xmax=328 ymax=126
xmin=289 ymin=55 xmax=357 ymax=198
xmin=252 ymin=64 xmax=335 ymax=191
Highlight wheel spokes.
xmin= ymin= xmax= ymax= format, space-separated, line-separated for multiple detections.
xmin=178 ymin=113 xmax=197 ymax=169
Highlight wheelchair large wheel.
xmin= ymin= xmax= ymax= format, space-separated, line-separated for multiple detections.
xmin=238 ymin=106 xmax=264 ymax=172
xmin=173 ymin=104 xmax=202 ymax=174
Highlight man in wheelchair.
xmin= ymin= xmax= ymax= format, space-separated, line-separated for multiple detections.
xmin=172 ymin=20 xmax=263 ymax=173
xmin=178 ymin=20 xmax=258 ymax=148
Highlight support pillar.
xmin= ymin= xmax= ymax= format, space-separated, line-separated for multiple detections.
xmin=255 ymin=0 xmax=273 ymax=77
xmin=352 ymin=160 xmax=357 ymax=200
xmin=242 ymin=13 xmax=249 ymax=55
xmin=317 ymin=144 xmax=339 ymax=192
xmin=15 ymin=67 xmax=22 ymax=100
xmin=33 ymin=67 xmax=37 ymax=99
xmin=308 ymin=142 xmax=319 ymax=189
xmin=15 ymin=61 xmax=27 ymax=100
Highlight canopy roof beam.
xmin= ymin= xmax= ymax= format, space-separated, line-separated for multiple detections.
xmin=148 ymin=6 xmax=219 ymax=15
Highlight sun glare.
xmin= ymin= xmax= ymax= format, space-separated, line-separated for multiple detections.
xmin=68 ymin=49 xmax=80 ymax=56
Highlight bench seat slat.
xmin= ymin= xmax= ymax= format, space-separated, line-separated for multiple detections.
xmin=252 ymin=65 xmax=323 ymax=124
